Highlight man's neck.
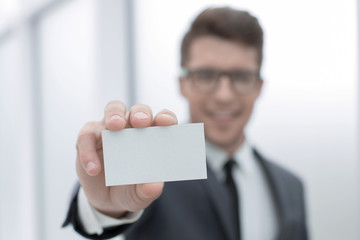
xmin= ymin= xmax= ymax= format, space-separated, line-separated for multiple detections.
xmin=209 ymin=133 xmax=246 ymax=156
xmin=226 ymin=136 xmax=245 ymax=156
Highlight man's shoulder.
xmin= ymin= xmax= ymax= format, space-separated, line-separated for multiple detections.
xmin=252 ymin=148 xmax=304 ymax=189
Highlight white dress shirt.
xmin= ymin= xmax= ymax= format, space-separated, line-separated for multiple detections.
xmin=78 ymin=140 xmax=278 ymax=240
xmin=77 ymin=188 xmax=143 ymax=235
xmin=206 ymin=140 xmax=278 ymax=240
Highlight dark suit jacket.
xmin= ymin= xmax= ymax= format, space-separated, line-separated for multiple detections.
xmin=63 ymin=148 xmax=308 ymax=240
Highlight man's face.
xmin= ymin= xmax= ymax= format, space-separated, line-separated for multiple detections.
xmin=180 ymin=36 xmax=263 ymax=153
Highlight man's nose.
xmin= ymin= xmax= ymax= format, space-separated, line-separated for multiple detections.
xmin=213 ymin=75 xmax=235 ymax=101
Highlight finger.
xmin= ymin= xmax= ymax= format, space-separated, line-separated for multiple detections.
xmin=153 ymin=109 xmax=178 ymax=126
xmin=127 ymin=182 xmax=164 ymax=211
xmin=76 ymin=122 xmax=102 ymax=176
xmin=136 ymin=182 xmax=164 ymax=200
xmin=128 ymin=104 xmax=153 ymax=128
xmin=104 ymin=100 xmax=127 ymax=130
xmin=105 ymin=182 xmax=164 ymax=214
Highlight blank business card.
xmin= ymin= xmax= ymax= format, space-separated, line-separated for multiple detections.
xmin=102 ymin=123 xmax=207 ymax=186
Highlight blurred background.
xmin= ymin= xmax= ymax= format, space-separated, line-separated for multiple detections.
xmin=0 ymin=0 xmax=359 ymax=239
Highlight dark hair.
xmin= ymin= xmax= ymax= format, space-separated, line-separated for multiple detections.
xmin=181 ymin=7 xmax=264 ymax=69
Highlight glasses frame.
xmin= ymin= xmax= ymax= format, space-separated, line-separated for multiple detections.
xmin=181 ymin=67 xmax=261 ymax=94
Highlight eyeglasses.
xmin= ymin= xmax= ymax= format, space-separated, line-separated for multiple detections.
xmin=181 ymin=68 xmax=260 ymax=94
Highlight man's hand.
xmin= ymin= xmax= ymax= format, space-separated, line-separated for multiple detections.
xmin=76 ymin=101 xmax=178 ymax=218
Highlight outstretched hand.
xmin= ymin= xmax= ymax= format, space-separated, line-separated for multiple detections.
xmin=76 ymin=101 xmax=178 ymax=218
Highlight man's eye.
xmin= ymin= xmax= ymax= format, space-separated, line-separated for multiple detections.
xmin=196 ymin=71 xmax=217 ymax=80
xmin=233 ymin=72 xmax=252 ymax=83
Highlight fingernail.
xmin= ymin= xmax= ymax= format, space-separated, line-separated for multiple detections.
xmin=86 ymin=162 xmax=96 ymax=173
xmin=134 ymin=112 xmax=149 ymax=120
xmin=110 ymin=114 xmax=123 ymax=121
xmin=161 ymin=113 xmax=175 ymax=121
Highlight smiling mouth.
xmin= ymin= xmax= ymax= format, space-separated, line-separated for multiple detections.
xmin=207 ymin=110 xmax=241 ymax=124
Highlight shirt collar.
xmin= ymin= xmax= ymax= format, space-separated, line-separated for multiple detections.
xmin=206 ymin=139 xmax=255 ymax=180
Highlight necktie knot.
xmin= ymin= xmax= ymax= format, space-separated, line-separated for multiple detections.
xmin=224 ymin=158 xmax=237 ymax=169
xmin=224 ymin=158 xmax=237 ymax=182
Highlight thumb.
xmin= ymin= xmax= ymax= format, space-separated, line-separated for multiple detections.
xmin=136 ymin=182 xmax=164 ymax=202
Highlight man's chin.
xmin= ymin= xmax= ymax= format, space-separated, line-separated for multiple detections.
xmin=207 ymin=134 xmax=245 ymax=153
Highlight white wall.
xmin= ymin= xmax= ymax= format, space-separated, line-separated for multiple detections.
xmin=39 ymin=0 xmax=130 ymax=237
xmin=134 ymin=0 xmax=359 ymax=239
xmin=38 ymin=0 xmax=98 ymax=239
xmin=0 ymin=29 xmax=36 ymax=240
xmin=1 ymin=0 xmax=130 ymax=239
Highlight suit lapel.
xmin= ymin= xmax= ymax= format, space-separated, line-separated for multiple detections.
xmin=202 ymin=165 xmax=237 ymax=240
xmin=202 ymin=149 xmax=294 ymax=240
xmin=252 ymin=148 xmax=290 ymax=240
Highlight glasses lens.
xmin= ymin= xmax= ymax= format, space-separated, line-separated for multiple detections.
xmin=191 ymin=69 xmax=218 ymax=92
xmin=231 ymin=71 xmax=258 ymax=93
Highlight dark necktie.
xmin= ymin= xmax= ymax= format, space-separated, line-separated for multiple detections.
xmin=224 ymin=159 xmax=241 ymax=240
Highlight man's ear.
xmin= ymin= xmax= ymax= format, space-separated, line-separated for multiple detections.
xmin=255 ymin=78 xmax=264 ymax=98
xmin=179 ymin=77 xmax=187 ymax=98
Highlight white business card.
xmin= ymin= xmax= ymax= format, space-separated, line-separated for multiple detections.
xmin=102 ymin=123 xmax=207 ymax=186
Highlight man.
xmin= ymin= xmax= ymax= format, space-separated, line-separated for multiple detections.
xmin=63 ymin=7 xmax=308 ymax=240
